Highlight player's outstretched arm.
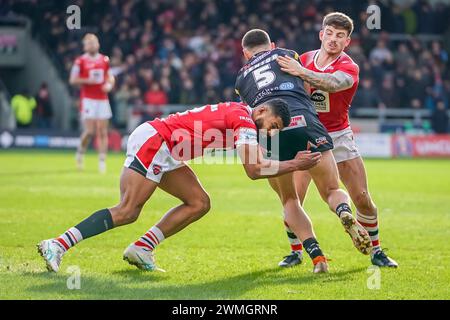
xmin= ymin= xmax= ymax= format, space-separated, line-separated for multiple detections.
xmin=277 ymin=55 xmax=354 ymax=93
xmin=237 ymin=144 xmax=321 ymax=180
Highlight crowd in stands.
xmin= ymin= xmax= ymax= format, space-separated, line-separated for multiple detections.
xmin=2 ymin=0 xmax=450 ymax=131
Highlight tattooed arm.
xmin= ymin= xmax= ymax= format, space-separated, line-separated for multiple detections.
xmin=277 ymin=55 xmax=354 ymax=93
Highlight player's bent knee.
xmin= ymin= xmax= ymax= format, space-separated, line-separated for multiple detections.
xmin=353 ymin=191 xmax=376 ymax=213
xmin=190 ymin=193 xmax=211 ymax=218
xmin=111 ymin=204 xmax=142 ymax=225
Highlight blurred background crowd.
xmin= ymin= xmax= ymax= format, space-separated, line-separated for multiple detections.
xmin=2 ymin=0 xmax=450 ymax=132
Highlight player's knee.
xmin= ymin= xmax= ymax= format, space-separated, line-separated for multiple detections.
xmin=85 ymin=130 xmax=95 ymax=139
xmin=113 ymin=203 xmax=142 ymax=225
xmin=190 ymin=193 xmax=211 ymax=218
xmin=354 ymin=191 xmax=376 ymax=213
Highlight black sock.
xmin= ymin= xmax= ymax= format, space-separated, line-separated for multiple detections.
xmin=336 ymin=203 xmax=352 ymax=218
xmin=75 ymin=208 xmax=114 ymax=240
xmin=303 ymin=237 xmax=324 ymax=260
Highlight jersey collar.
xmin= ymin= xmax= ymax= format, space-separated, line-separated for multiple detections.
xmin=313 ymin=50 xmax=342 ymax=71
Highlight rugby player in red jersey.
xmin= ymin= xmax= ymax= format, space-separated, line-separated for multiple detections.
xmin=37 ymin=99 xmax=322 ymax=272
xmin=277 ymin=12 xmax=397 ymax=268
xmin=70 ymin=33 xmax=115 ymax=173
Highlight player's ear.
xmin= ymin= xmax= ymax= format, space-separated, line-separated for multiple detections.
xmin=344 ymin=37 xmax=351 ymax=48
xmin=319 ymin=29 xmax=324 ymax=41
xmin=270 ymin=42 xmax=275 ymax=49
xmin=243 ymin=48 xmax=251 ymax=60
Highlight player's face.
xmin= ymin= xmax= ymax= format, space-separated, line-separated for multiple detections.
xmin=253 ymin=109 xmax=283 ymax=136
xmin=83 ymin=38 xmax=100 ymax=54
xmin=319 ymin=25 xmax=351 ymax=55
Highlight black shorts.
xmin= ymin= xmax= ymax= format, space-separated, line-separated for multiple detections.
xmin=261 ymin=110 xmax=333 ymax=161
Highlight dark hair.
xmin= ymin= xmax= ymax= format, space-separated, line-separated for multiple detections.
xmin=323 ymin=12 xmax=354 ymax=36
xmin=265 ymin=98 xmax=291 ymax=128
xmin=242 ymin=29 xmax=271 ymax=50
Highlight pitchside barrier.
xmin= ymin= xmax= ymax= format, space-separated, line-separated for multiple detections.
xmin=1 ymin=129 xmax=450 ymax=158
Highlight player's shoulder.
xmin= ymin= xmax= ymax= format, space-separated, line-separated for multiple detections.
xmin=338 ymin=52 xmax=359 ymax=71
xmin=300 ymin=50 xmax=319 ymax=65
xmin=224 ymin=102 xmax=252 ymax=117
xmin=275 ymin=47 xmax=298 ymax=58
xmin=75 ymin=54 xmax=86 ymax=63
xmin=100 ymin=54 xmax=110 ymax=63
xmin=223 ymin=101 xmax=249 ymax=111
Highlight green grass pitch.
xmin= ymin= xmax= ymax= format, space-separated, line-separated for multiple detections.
xmin=0 ymin=150 xmax=449 ymax=299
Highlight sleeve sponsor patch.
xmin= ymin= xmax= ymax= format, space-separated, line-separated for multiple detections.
xmin=235 ymin=127 xmax=258 ymax=146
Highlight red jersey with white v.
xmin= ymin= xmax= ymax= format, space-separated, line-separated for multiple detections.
xmin=300 ymin=50 xmax=359 ymax=132
xmin=71 ymin=53 xmax=110 ymax=100
xmin=150 ymin=102 xmax=258 ymax=161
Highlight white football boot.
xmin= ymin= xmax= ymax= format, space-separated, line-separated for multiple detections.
xmin=339 ymin=211 xmax=372 ymax=255
xmin=37 ymin=239 xmax=66 ymax=272
xmin=123 ymin=244 xmax=165 ymax=272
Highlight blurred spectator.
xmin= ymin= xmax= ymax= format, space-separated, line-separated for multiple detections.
xmin=114 ymin=83 xmax=132 ymax=128
xmin=379 ymin=75 xmax=399 ymax=108
xmin=369 ymin=40 xmax=393 ymax=66
xmin=144 ymin=82 xmax=167 ymax=119
xmin=11 ymin=90 xmax=36 ymax=128
xmin=352 ymin=78 xmax=381 ymax=109
xmin=35 ymin=83 xmax=53 ymax=129
xmin=431 ymin=100 xmax=449 ymax=133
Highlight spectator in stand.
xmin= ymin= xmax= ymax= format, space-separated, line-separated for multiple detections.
xmin=144 ymin=82 xmax=168 ymax=120
xmin=407 ymin=70 xmax=429 ymax=108
xmin=379 ymin=74 xmax=400 ymax=108
xmin=431 ymin=100 xmax=449 ymax=133
xmin=35 ymin=83 xmax=53 ymax=129
xmin=353 ymin=78 xmax=382 ymax=109
xmin=11 ymin=89 xmax=36 ymax=128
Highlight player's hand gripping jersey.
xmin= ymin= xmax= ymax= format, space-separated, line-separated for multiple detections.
xmin=235 ymin=48 xmax=333 ymax=160
xmin=124 ymin=102 xmax=258 ymax=182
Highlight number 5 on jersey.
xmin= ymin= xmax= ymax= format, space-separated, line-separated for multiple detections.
xmin=252 ymin=65 xmax=276 ymax=90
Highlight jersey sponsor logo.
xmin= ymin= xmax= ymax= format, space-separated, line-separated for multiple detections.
xmin=152 ymin=164 xmax=162 ymax=175
xmin=279 ymin=82 xmax=295 ymax=90
xmin=315 ymin=136 xmax=329 ymax=147
xmin=288 ymin=115 xmax=307 ymax=128
xmin=310 ymin=90 xmax=330 ymax=113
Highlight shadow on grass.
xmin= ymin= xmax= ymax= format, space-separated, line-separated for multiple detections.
xmin=19 ymin=266 xmax=367 ymax=299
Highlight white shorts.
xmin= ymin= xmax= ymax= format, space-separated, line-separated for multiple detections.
xmin=124 ymin=122 xmax=185 ymax=183
xmin=329 ymin=127 xmax=361 ymax=163
xmin=81 ymin=98 xmax=112 ymax=120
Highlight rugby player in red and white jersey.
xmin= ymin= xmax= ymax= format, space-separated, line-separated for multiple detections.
xmin=70 ymin=33 xmax=115 ymax=173
xmin=277 ymin=12 xmax=397 ymax=268
xmin=37 ymin=99 xmax=323 ymax=272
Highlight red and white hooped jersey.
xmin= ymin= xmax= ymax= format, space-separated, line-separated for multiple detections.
xmin=71 ymin=53 xmax=110 ymax=101
xmin=149 ymin=102 xmax=258 ymax=161
xmin=300 ymin=50 xmax=359 ymax=132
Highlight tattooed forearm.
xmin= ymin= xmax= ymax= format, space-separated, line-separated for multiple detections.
xmin=299 ymin=70 xmax=354 ymax=93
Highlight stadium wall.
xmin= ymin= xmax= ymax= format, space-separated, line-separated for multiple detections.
xmin=0 ymin=20 xmax=72 ymax=131
xmin=2 ymin=129 xmax=450 ymax=159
